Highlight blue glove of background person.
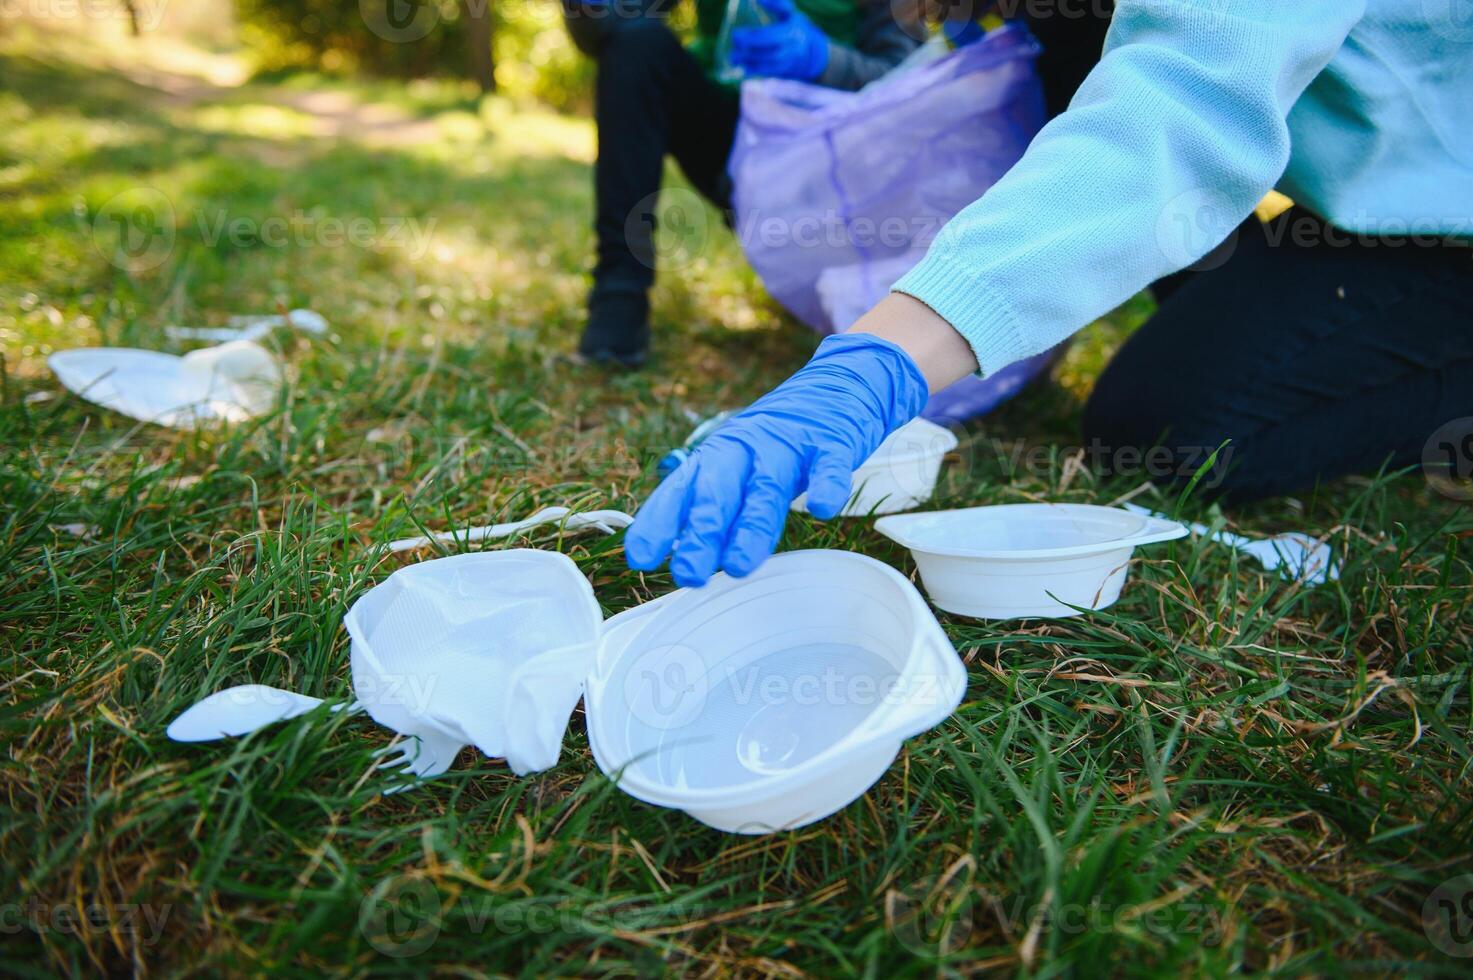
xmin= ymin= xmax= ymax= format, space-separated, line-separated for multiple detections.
xmin=625 ymin=333 xmax=928 ymax=587
xmin=729 ymin=0 xmax=831 ymax=82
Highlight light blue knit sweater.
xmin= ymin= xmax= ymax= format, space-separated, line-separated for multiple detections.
xmin=893 ymin=0 xmax=1472 ymax=377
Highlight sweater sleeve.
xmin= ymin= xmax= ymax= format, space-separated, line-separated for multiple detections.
xmin=817 ymin=0 xmax=921 ymax=91
xmin=891 ymin=0 xmax=1366 ymax=377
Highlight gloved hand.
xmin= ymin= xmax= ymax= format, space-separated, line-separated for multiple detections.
xmin=625 ymin=333 xmax=928 ymax=587
xmin=729 ymin=0 xmax=831 ymax=82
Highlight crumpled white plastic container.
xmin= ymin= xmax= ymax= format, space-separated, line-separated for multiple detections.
xmin=48 ymin=340 xmax=282 ymax=429
xmin=345 ymin=549 xmax=604 ymax=776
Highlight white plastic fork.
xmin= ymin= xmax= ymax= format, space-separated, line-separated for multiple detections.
xmin=374 ymin=728 xmax=464 ymax=792
xmin=1123 ymin=503 xmax=1340 ymax=585
xmin=387 ymin=506 xmax=635 ymax=553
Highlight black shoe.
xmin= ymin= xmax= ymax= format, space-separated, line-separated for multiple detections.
xmin=578 ymin=289 xmax=650 ymax=369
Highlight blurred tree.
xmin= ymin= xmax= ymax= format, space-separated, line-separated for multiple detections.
xmin=236 ymin=0 xmax=471 ymax=78
xmin=235 ymin=0 xmax=596 ymax=111
xmin=120 ymin=0 xmax=141 ymax=36
xmin=462 ymin=0 xmax=496 ymax=92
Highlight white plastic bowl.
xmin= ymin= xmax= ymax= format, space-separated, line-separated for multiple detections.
xmin=792 ymin=418 xmax=959 ymax=517
xmin=876 ymin=503 xmax=1188 ymax=620
xmin=586 ymin=550 xmax=966 ymax=833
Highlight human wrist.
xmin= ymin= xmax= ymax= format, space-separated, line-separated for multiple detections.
xmin=847 ymin=293 xmax=979 ymax=392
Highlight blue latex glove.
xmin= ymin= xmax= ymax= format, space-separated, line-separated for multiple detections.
xmin=729 ymin=0 xmax=830 ymax=82
xmin=625 ymin=333 xmax=928 ymax=587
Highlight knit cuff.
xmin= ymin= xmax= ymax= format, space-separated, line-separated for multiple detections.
xmin=891 ymin=253 xmax=1033 ymax=379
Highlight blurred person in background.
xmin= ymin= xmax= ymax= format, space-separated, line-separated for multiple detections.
xmin=563 ymin=0 xmax=920 ymax=367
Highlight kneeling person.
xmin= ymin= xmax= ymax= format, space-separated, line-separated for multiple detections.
xmin=565 ymin=0 xmax=919 ymax=366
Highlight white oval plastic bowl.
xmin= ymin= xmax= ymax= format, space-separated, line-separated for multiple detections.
xmin=584 ymin=551 xmax=966 ymax=834
xmin=792 ymin=418 xmax=959 ymax=517
xmin=876 ymin=503 xmax=1188 ymax=620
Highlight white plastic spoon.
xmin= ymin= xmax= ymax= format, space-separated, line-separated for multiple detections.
xmin=168 ymin=684 xmax=462 ymax=788
xmin=166 ymin=684 xmax=350 ymax=742
xmin=164 ymin=308 xmax=329 ymax=342
xmin=1123 ymin=503 xmax=1340 ymax=585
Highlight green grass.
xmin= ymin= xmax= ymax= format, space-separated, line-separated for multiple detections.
xmin=3 ymin=27 xmax=1472 ymax=977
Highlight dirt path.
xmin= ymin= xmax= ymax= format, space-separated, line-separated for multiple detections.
xmin=111 ymin=41 xmax=444 ymax=150
xmin=268 ymin=89 xmax=444 ymax=147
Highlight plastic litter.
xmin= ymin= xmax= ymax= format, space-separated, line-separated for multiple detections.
xmin=352 ymin=547 xmax=964 ymax=829
xmin=714 ymin=0 xmax=772 ymax=82
xmin=346 ymin=548 xmax=600 ymax=777
xmin=48 ymin=340 xmax=282 ymax=429
xmin=166 ymin=685 xmax=348 ymax=742
xmin=1122 ymin=503 xmax=1340 ymax=585
xmin=729 ymin=25 xmax=1050 ymax=422
xmin=791 ymin=417 xmax=958 ymax=516
xmin=876 ymin=503 xmax=1188 ymax=620
xmin=165 ymin=684 xmax=454 ymax=789
xmin=660 ymin=415 xmax=954 ymax=517
xmin=173 ymin=505 xmax=630 ymax=775
xmin=657 ymin=411 xmax=737 ymax=478
xmin=163 ymin=308 xmax=328 ymax=343
xmin=586 ymin=549 xmax=965 ymax=832
xmin=388 ymin=506 xmax=635 ymax=553
xmin=172 ymin=513 xmax=966 ymax=831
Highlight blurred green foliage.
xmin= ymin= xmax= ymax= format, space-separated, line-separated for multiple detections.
xmin=236 ymin=0 xmax=596 ymax=112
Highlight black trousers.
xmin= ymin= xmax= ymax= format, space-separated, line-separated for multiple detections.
xmin=1016 ymin=1 xmax=1473 ymax=500
xmin=585 ymin=12 xmax=740 ymax=296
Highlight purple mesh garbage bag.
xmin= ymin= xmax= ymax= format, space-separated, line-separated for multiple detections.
xmin=729 ymin=24 xmax=1052 ymax=422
